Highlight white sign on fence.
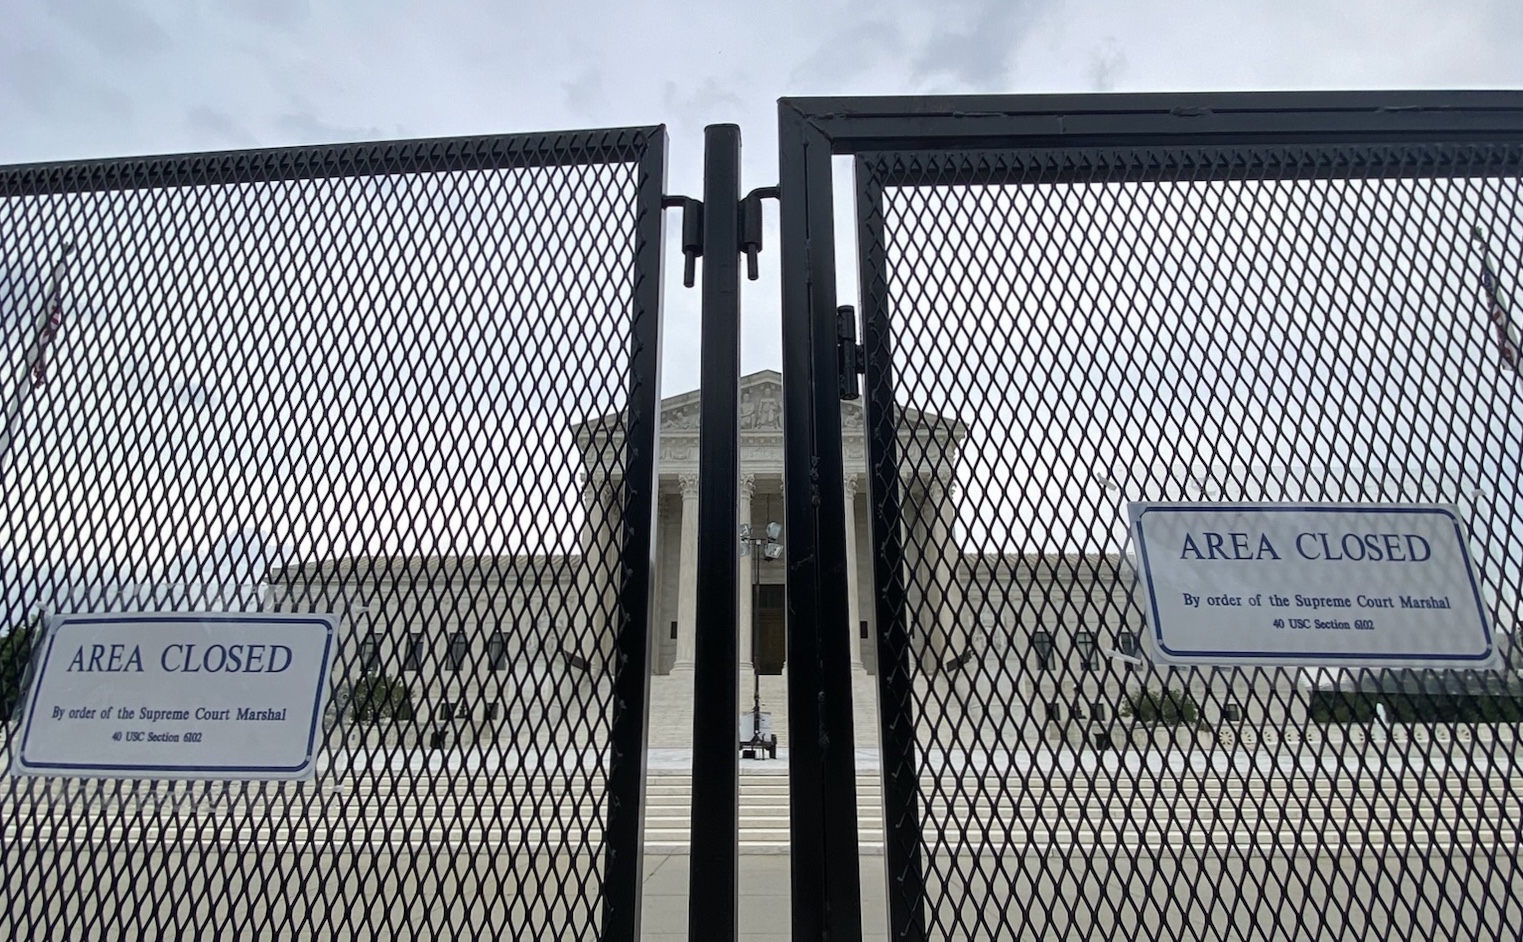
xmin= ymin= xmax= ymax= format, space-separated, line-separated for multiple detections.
xmin=10 ymin=613 xmax=336 ymax=780
xmin=1128 ymin=503 xmax=1498 ymax=669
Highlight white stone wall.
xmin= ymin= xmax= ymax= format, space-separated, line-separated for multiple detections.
xmin=264 ymin=559 xmax=593 ymax=749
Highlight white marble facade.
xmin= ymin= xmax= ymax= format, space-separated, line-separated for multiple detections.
xmin=266 ymin=371 xmax=1259 ymax=749
xmin=643 ymin=371 xmax=883 ymax=677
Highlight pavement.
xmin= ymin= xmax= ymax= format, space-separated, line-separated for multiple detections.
xmin=642 ymin=853 xmax=889 ymax=942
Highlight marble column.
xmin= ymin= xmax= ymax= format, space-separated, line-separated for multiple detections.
xmin=596 ymin=479 xmax=622 ymax=665
xmin=577 ymin=475 xmax=621 ymax=668
xmin=674 ymin=472 xmax=701 ymax=670
xmin=844 ymin=474 xmax=863 ymax=668
xmin=926 ymin=473 xmax=958 ymax=675
xmin=738 ymin=473 xmax=756 ymax=674
xmin=576 ymin=477 xmax=600 ymax=663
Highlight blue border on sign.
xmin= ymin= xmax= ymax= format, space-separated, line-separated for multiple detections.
xmin=1132 ymin=503 xmax=1495 ymax=663
xmin=16 ymin=614 xmax=335 ymax=776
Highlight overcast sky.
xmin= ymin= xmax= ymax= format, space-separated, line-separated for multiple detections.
xmin=5 ymin=0 xmax=1523 ymax=394
xmin=3 ymin=1 xmax=1523 ymax=609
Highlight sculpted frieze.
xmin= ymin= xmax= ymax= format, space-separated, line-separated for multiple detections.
xmin=739 ymin=384 xmax=783 ymax=430
xmin=660 ymin=439 xmax=697 ymax=462
xmin=664 ymin=404 xmax=701 ymax=430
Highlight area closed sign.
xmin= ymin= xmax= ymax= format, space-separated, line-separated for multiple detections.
xmin=1128 ymin=503 xmax=1498 ymax=668
xmin=10 ymin=613 xmax=336 ymax=780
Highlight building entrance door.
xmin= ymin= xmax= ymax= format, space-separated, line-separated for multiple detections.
xmin=754 ymin=584 xmax=786 ymax=675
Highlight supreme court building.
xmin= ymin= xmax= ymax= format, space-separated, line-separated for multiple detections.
xmin=264 ymin=371 xmax=1332 ymax=751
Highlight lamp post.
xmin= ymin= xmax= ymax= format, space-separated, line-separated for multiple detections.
xmin=740 ymin=521 xmax=782 ymax=757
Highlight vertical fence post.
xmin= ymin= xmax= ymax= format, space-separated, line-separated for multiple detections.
xmin=777 ymin=102 xmax=864 ymax=942
xmin=689 ymin=122 xmax=743 ymax=942
xmin=854 ymin=159 xmax=926 ymax=942
xmin=601 ymin=127 xmax=669 ymax=942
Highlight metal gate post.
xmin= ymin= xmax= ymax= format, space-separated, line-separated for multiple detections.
xmin=601 ymin=130 xmax=670 ymax=942
xmin=853 ymin=163 xmax=927 ymax=942
xmin=777 ymin=102 xmax=865 ymax=942
xmin=689 ymin=122 xmax=743 ymax=942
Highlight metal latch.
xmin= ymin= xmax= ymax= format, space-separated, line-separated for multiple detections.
xmin=662 ymin=195 xmax=703 ymax=287
xmin=837 ymin=304 xmax=863 ymax=401
xmin=740 ymin=186 xmax=779 ymax=281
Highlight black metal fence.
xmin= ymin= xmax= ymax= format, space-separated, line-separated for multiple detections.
xmin=779 ymin=93 xmax=1523 ymax=940
xmin=8 ymin=93 xmax=1523 ymax=942
xmin=0 ymin=128 xmax=666 ymax=941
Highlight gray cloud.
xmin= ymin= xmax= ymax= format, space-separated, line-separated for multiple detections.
xmin=1088 ymin=38 xmax=1126 ymax=92
xmin=790 ymin=20 xmax=904 ymax=89
xmin=43 ymin=0 xmax=171 ymax=62
xmin=0 ymin=39 xmax=134 ymax=129
xmin=912 ymin=0 xmax=1044 ymax=89
xmin=224 ymin=0 xmax=312 ymax=32
xmin=0 ymin=41 xmax=75 ymax=114
xmin=562 ymin=68 xmax=604 ymax=116
xmin=662 ymin=77 xmax=745 ymax=128
xmin=275 ymin=111 xmax=391 ymax=145
xmin=186 ymin=105 xmax=258 ymax=148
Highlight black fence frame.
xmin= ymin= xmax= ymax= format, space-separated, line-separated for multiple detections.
xmin=777 ymin=90 xmax=1523 ymax=941
xmin=0 ymin=126 xmax=669 ymax=942
xmin=10 ymin=93 xmax=1523 ymax=942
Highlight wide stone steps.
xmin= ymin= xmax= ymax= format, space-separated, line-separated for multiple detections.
xmin=7 ymin=770 xmax=1522 ymax=853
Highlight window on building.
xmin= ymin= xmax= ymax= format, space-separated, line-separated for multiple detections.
xmin=1045 ymin=700 xmax=1062 ymax=722
xmin=1224 ymin=701 xmax=1242 ymax=723
xmin=1075 ymin=631 xmax=1097 ymax=671
xmin=670 ymin=621 xmax=678 ymax=640
xmin=405 ymin=634 xmax=424 ymax=671
xmin=860 ymin=621 xmax=869 ymax=640
xmin=488 ymin=631 xmax=507 ymax=671
xmin=1033 ymin=631 xmax=1054 ymax=671
xmin=1092 ymin=702 xmax=1106 ymax=722
xmin=448 ymin=632 xmax=468 ymax=672
xmin=486 ymin=701 xmax=500 ymax=721
xmin=438 ymin=701 xmax=455 ymax=722
xmin=360 ymin=633 xmax=380 ymax=674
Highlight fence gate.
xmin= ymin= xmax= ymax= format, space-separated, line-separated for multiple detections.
xmin=778 ymin=93 xmax=1523 ymax=940
xmin=0 ymin=128 xmax=665 ymax=940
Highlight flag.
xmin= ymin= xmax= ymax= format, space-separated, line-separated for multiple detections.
xmin=1480 ymin=256 xmax=1522 ymax=373
xmin=27 ymin=248 xmax=71 ymax=389
xmin=29 ymin=293 xmax=64 ymax=388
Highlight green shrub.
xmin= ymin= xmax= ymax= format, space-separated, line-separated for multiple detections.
xmin=1 ymin=618 xmax=38 ymax=722
xmin=345 ymin=675 xmax=415 ymax=724
xmin=1121 ymin=687 xmax=1200 ymax=726
xmin=1310 ymin=691 xmax=1523 ymax=724
xmin=1308 ymin=691 xmax=1378 ymax=724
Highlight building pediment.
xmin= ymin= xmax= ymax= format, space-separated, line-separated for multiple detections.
xmin=658 ymin=371 xmax=784 ymax=433
xmin=571 ymin=369 xmax=963 ymax=462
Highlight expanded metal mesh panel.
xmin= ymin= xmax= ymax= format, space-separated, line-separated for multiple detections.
xmin=0 ymin=130 xmax=662 ymax=940
xmin=857 ymin=145 xmax=1523 ymax=940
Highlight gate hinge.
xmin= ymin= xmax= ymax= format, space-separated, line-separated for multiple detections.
xmin=740 ymin=186 xmax=779 ymax=281
xmin=662 ymin=195 xmax=703 ymax=287
xmin=837 ymin=304 xmax=864 ymax=401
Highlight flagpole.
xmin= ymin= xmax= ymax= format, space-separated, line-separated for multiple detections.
xmin=0 ymin=242 xmax=74 ymax=483
xmin=1471 ymin=225 xmax=1520 ymax=372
